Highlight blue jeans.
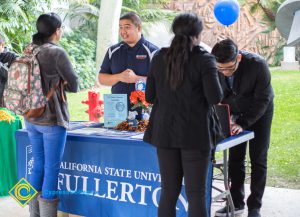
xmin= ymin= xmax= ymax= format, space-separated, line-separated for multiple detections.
xmin=25 ymin=120 xmax=66 ymax=199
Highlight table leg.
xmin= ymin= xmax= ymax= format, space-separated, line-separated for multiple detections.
xmin=223 ymin=150 xmax=235 ymax=217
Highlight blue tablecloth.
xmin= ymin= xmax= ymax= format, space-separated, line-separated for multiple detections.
xmin=16 ymin=128 xmax=253 ymax=217
xmin=17 ymin=130 xmax=213 ymax=217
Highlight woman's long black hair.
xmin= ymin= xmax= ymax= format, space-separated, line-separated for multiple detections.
xmin=166 ymin=13 xmax=203 ymax=90
xmin=32 ymin=12 xmax=62 ymax=45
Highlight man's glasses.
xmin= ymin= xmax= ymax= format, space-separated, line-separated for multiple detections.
xmin=217 ymin=59 xmax=238 ymax=72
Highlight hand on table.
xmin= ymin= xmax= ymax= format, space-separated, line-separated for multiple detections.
xmin=231 ymin=123 xmax=243 ymax=135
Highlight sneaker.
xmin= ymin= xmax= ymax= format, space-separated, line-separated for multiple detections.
xmin=248 ymin=209 xmax=261 ymax=217
xmin=215 ymin=206 xmax=244 ymax=216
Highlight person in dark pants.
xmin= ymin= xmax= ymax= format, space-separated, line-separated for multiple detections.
xmin=143 ymin=13 xmax=223 ymax=217
xmin=211 ymin=39 xmax=274 ymax=217
xmin=0 ymin=33 xmax=18 ymax=106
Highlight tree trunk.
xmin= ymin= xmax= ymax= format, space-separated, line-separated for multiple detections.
xmin=257 ymin=0 xmax=275 ymax=22
xmin=96 ymin=0 xmax=122 ymax=72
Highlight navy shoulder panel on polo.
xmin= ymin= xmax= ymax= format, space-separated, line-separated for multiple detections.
xmin=99 ymin=36 xmax=159 ymax=95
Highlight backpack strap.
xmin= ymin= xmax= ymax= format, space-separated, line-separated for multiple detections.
xmin=46 ymin=80 xmax=66 ymax=103
xmin=32 ymin=43 xmax=66 ymax=103
xmin=32 ymin=43 xmax=53 ymax=56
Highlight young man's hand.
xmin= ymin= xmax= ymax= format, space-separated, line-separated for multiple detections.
xmin=231 ymin=123 xmax=243 ymax=135
xmin=119 ymin=69 xmax=138 ymax=83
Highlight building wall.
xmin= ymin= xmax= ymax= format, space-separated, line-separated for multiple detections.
xmin=168 ymin=0 xmax=282 ymax=62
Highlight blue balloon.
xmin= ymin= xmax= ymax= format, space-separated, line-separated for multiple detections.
xmin=214 ymin=0 xmax=240 ymax=26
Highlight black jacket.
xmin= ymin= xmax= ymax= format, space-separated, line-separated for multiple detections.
xmin=219 ymin=51 xmax=274 ymax=129
xmin=0 ymin=48 xmax=18 ymax=67
xmin=143 ymin=46 xmax=223 ymax=151
xmin=0 ymin=49 xmax=18 ymax=106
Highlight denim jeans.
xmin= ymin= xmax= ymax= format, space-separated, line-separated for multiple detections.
xmin=25 ymin=120 xmax=67 ymax=199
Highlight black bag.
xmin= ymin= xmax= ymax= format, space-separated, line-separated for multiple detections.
xmin=210 ymin=106 xmax=225 ymax=147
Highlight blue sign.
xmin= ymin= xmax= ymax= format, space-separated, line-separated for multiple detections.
xmin=104 ymin=94 xmax=128 ymax=128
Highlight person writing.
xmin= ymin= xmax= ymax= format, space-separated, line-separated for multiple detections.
xmin=212 ymin=39 xmax=274 ymax=217
xmin=143 ymin=13 xmax=223 ymax=217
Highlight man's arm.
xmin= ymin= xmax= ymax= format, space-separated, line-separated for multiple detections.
xmin=236 ymin=60 xmax=274 ymax=129
xmin=98 ymin=69 xmax=142 ymax=86
xmin=98 ymin=73 xmax=121 ymax=86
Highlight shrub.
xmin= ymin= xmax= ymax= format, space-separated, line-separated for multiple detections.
xmin=60 ymin=30 xmax=96 ymax=90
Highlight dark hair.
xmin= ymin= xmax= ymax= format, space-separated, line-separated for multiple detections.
xmin=120 ymin=12 xmax=142 ymax=27
xmin=166 ymin=13 xmax=203 ymax=90
xmin=211 ymin=38 xmax=239 ymax=63
xmin=32 ymin=12 xmax=62 ymax=45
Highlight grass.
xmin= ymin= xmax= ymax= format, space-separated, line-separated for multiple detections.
xmin=67 ymin=69 xmax=300 ymax=189
xmin=67 ymin=88 xmax=111 ymax=121
xmin=267 ymin=69 xmax=300 ymax=188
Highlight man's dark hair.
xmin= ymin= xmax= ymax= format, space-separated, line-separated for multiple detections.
xmin=211 ymin=38 xmax=239 ymax=63
xmin=0 ymin=33 xmax=5 ymax=44
xmin=120 ymin=12 xmax=142 ymax=27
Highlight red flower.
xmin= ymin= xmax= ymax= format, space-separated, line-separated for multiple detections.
xmin=130 ymin=91 xmax=149 ymax=110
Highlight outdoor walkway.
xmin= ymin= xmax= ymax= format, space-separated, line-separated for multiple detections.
xmin=0 ymin=183 xmax=299 ymax=217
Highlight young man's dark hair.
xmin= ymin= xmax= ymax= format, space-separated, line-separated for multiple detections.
xmin=211 ymin=38 xmax=239 ymax=63
xmin=119 ymin=12 xmax=142 ymax=27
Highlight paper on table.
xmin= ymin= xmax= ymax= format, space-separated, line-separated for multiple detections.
xmin=130 ymin=133 xmax=144 ymax=140
xmin=69 ymin=127 xmax=142 ymax=138
xmin=68 ymin=128 xmax=100 ymax=135
xmin=96 ymin=129 xmax=140 ymax=137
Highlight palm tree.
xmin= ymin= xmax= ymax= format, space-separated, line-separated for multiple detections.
xmin=122 ymin=0 xmax=175 ymax=23
xmin=54 ymin=0 xmax=100 ymax=41
xmin=239 ymin=0 xmax=287 ymax=65
xmin=55 ymin=0 xmax=175 ymax=69
xmin=242 ymin=0 xmax=284 ymax=31
xmin=56 ymin=0 xmax=174 ymax=41
xmin=96 ymin=0 xmax=123 ymax=69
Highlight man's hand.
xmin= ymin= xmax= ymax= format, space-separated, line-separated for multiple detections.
xmin=231 ymin=123 xmax=243 ymax=135
xmin=119 ymin=69 xmax=138 ymax=83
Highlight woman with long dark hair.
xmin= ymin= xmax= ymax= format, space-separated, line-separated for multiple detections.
xmin=26 ymin=13 xmax=78 ymax=217
xmin=143 ymin=13 xmax=223 ymax=217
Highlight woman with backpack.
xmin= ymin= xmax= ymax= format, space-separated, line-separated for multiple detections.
xmin=26 ymin=13 xmax=78 ymax=217
xmin=143 ymin=13 xmax=223 ymax=217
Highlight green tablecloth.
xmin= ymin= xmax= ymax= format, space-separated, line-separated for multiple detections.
xmin=0 ymin=108 xmax=22 ymax=196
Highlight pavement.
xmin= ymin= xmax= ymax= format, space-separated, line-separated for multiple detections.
xmin=0 ymin=182 xmax=299 ymax=217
